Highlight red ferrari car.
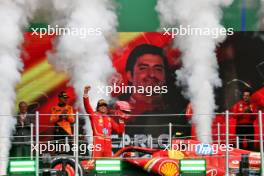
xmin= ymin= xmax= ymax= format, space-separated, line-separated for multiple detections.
xmin=49 ymin=139 xmax=261 ymax=176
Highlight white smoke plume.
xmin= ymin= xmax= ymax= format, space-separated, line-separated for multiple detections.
xmin=0 ymin=0 xmax=38 ymax=175
xmin=156 ymin=0 xmax=233 ymax=143
xmin=33 ymin=0 xmax=73 ymax=27
xmin=48 ymin=0 xmax=117 ymax=142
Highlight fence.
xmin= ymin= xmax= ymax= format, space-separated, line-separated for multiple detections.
xmin=2 ymin=110 xmax=264 ymax=175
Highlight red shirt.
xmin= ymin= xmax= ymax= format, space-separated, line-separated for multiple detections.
xmin=83 ymin=96 xmax=124 ymax=137
xmin=231 ymin=100 xmax=257 ymax=125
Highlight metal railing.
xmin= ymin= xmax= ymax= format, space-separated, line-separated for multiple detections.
xmin=3 ymin=110 xmax=264 ymax=175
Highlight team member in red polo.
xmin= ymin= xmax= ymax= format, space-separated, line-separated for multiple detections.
xmin=231 ymin=89 xmax=258 ymax=150
xmin=83 ymin=85 xmax=125 ymax=158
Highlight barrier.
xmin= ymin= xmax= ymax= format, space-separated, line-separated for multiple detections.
xmin=2 ymin=111 xmax=263 ymax=175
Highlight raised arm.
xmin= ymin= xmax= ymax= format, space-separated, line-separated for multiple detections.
xmin=83 ymin=85 xmax=94 ymax=114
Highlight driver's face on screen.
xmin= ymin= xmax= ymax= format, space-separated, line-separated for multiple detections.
xmin=128 ymin=54 xmax=166 ymax=88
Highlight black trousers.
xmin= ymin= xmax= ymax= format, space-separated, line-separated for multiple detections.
xmin=236 ymin=124 xmax=255 ymax=151
xmin=54 ymin=126 xmax=69 ymax=142
xmin=54 ymin=126 xmax=73 ymax=154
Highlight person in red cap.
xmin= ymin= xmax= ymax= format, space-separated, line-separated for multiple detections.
xmin=50 ymin=91 xmax=75 ymax=142
xmin=112 ymin=101 xmax=132 ymax=120
xmin=231 ymin=89 xmax=258 ymax=150
xmin=83 ymin=86 xmax=127 ymax=158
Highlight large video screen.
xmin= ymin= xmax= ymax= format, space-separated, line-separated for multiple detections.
xmin=17 ymin=32 xmax=264 ymax=149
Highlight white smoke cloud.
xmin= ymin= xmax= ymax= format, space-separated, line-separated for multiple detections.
xmin=0 ymin=0 xmax=38 ymax=174
xmin=32 ymin=0 xmax=73 ymax=27
xmin=48 ymin=0 xmax=117 ymax=143
xmin=156 ymin=0 xmax=233 ymax=143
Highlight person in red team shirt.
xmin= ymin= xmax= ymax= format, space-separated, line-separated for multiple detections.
xmin=231 ymin=89 xmax=258 ymax=150
xmin=83 ymin=85 xmax=125 ymax=158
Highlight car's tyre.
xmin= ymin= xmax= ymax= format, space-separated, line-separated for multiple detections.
xmin=51 ymin=156 xmax=84 ymax=176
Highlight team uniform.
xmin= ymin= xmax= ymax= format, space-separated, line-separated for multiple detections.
xmin=231 ymin=100 xmax=257 ymax=150
xmin=83 ymin=96 xmax=124 ymax=158
xmin=50 ymin=104 xmax=75 ymax=140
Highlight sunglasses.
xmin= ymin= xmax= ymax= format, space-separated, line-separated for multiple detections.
xmin=98 ymin=104 xmax=108 ymax=107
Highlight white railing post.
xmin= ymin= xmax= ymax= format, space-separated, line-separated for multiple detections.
xmin=73 ymin=123 xmax=76 ymax=158
xmin=258 ymin=111 xmax=264 ymax=175
xmin=122 ymin=132 xmax=125 ymax=148
xmin=35 ymin=111 xmax=39 ymax=176
xmin=236 ymin=136 xmax=239 ymax=149
xmin=75 ymin=112 xmax=79 ymax=176
xmin=30 ymin=123 xmax=34 ymax=160
xmin=225 ymin=110 xmax=229 ymax=176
